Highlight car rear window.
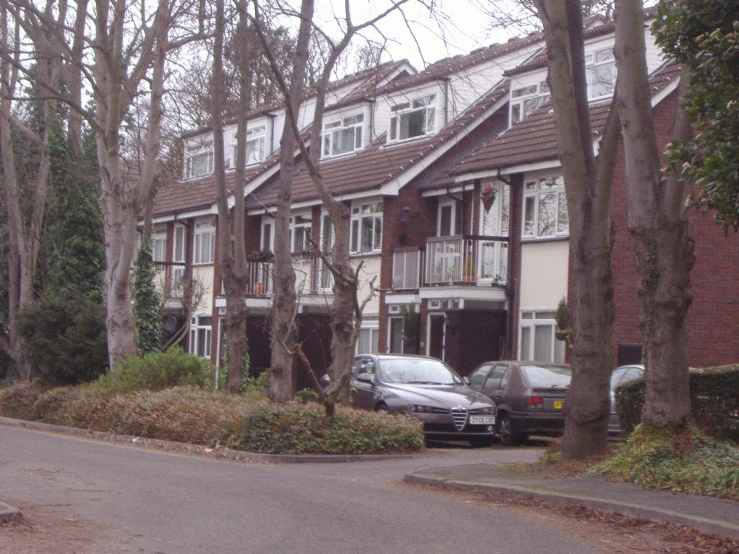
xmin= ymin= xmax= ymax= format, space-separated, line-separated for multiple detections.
xmin=520 ymin=365 xmax=571 ymax=387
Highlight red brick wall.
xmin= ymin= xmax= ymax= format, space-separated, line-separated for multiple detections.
xmin=610 ymin=90 xmax=739 ymax=367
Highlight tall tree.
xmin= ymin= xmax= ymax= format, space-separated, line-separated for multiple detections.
xmin=533 ymin=0 xmax=621 ymax=458
xmin=614 ymin=0 xmax=694 ymax=429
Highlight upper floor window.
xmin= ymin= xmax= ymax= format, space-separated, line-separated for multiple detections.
xmin=290 ymin=214 xmax=312 ymax=253
xmin=260 ymin=219 xmax=274 ymax=253
xmin=185 ymin=149 xmax=213 ymax=180
xmin=232 ymin=125 xmax=266 ymax=168
xmin=194 ymin=223 xmax=216 ymax=264
xmin=586 ymin=47 xmax=615 ymax=99
xmin=322 ymin=114 xmax=363 ymax=158
xmin=523 ymin=176 xmax=568 ymax=239
xmin=350 ymin=203 xmax=383 ymax=254
xmin=510 ymin=80 xmax=550 ymax=125
xmin=173 ymin=225 xmax=186 ymax=263
xmin=389 ymin=95 xmax=435 ymax=142
xmin=152 ymin=231 xmax=167 ymax=263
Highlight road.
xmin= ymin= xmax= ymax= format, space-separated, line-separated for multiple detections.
xmin=1 ymin=425 xmax=598 ymax=553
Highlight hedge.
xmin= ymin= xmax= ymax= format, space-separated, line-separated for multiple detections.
xmin=616 ymin=364 xmax=739 ymax=441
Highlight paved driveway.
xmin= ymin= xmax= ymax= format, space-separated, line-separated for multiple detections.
xmin=0 ymin=426 xmax=595 ymax=553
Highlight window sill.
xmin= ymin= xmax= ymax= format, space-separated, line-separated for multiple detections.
xmin=521 ymin=235 xmax=569 ymax=244
xmin=384 ymin=134 xmax=434 ymax=147
xmin=349 ymin=251 xmax=382 ymax=258
xmin=320 ymin=150 xmax=361 ymax=161
xmin=192 ymin=262 xmax=215 ymax=267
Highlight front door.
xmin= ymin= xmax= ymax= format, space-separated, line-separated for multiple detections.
xmin=428 ymin=314 xmax=445 ymax=361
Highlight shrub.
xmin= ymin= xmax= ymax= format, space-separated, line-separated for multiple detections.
xmin=616 ymin=364 xmax=739 ymax=441
xmin=240 ymin=404 xmax=424 ymax=455
xmin=97 ymin=347 xmax=216 ymax=392
xmin=17 ymin=295 xmax=108 ymax=386
xmin=591 ymin=425 xmax=739 ymax=500
xmin=294 ymin=389 xmax=319 ymax=403
xmin=0 ymin=382 xmax=47 ymax=419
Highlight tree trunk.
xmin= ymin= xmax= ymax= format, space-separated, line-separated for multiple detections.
xmin=614 ymin=0 xmax=694 ymax=429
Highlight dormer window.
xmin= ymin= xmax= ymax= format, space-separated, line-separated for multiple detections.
xmin=586 ymin=48 xmax=615 ymax=99
xmin=232 ymin=125 xmax=266 ymax=168
xmin=185 ymin=150 xmax=213 ymax=179
xmin=322 ymin=114 xmax=363 ymax=158
xmin=389 ymin=94 xmax=436 ymax=142
xmin=510 ymin=81 xmax=550 ymax=125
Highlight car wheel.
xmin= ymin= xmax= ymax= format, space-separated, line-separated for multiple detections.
xmin=498 ymin=414 xmax=523 ymax=446
xmin=469 ymin=436 xmax=494 ymax=448
xmin=375 ymin=403 xmax=389 ymax=413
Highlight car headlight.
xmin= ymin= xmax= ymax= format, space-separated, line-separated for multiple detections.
xmin=408 ymin=404 xmax=435 ymax=413
xmin=478 ymin=407 xmax=494 ymax=415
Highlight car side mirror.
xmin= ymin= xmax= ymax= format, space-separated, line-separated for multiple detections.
xmin=319 ymin=374 xmax=330 ymax=392
xmin=463 ymin=376 xmax=470 ymax=385
xmin=356 ymin=372 xmax=374 ymax=384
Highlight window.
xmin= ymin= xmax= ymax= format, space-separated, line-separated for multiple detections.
xmin=510 ymin=80 xmax=550 ymax=125
xmin=319 ymin=214 xmax=334 ymax=291
xmin=389 ymin=95 xmax=436 ymax=141
xmin=232 ymin=126 xmax=266 ymax=167
xmin=260 ymin=220 xmax=274 ymax=252
xmin=523 ymin=176 xmax=568 ymax=239
xmin=322 ymin=114 xmax=363 ymax=157
xmin=350 ymin=203 xmax=383 ymax=254
xmin=519 ymin=310 xmax=565 ymax=363
xmin=586 ymin=47 xmax=615 ymax=98
xmin=173 ymin=225 xmax=186 ymax=263
xmin=290 ymin=214 xmax=312 ymax=253
xmin=185 ymin=150 xmax=213 ymax=179
xmin=152 ymin=232 xmax=167 ymax=263
xmin=356 ymin=326 xmax=379 ymax=354
xmin=389 ymin=317 xmax=404 ymax=353
xmin=194 ymin=223 xmax=216 ymax=264
xmin=190 ymin=316 xmax=213 ymax=359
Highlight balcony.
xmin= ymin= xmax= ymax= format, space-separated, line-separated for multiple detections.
xmin=391 ymin=235 xmax=509 ymax=290
xmin=240 ymin=255 xmax=334 ymax=298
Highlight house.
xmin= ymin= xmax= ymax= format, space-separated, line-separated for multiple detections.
xmin=149 ymin=13 xmax=739 ymax=390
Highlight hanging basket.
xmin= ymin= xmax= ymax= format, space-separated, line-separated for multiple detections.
xmin=481 ymin=193 xmax=495 ymax=212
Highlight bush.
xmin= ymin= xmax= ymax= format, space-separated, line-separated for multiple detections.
xmin=616 ymin=364 xmax=739 ymax=441
xmin=240 ymin=404 xmax=424 ymax=455
xmin=591 ymin=425 xmax=739 ymax=500
xmin=0 ymin=382 xmax=47 ymax=419
xmin=294 ymin=389 xmax=319 ymax=403
xmin=17 ymin=295 xmax=108 ymax=386
xmin=97 ymin=347 xmax=216 ymax=392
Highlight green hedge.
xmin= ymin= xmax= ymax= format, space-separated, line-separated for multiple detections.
xmin=241 ymin=404 xmax=424 ymax=454
xmin=616 ymin=364 xmax=739 ymax=441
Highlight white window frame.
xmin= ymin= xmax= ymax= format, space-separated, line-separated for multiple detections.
xmin=585 ymin=47 xmax=616 ymax=99
xmin=355 ymin=321 xmax=379 ymax=354
xmin=388 ymin=94 xmax=436 ymax=142
xmin=522 ymin=176 xmax=569 ymax=239
xmin=318 ymin=213 xmax=335 ymax=292
xmin=190 ymin=315 xmax=213 ymax=359
xmin=232 ymin=125 xmax=266 ymax=168
xmin=152 ymin=231 xmax=167 ymax=263
xmin=289 ymin=213 xmax=312 ymax=253
xmin=193 ymin=223 xmax=216 ymax=265
xmin=185 ymin=149 xmax=213 ymax=180
xmin=510 ymin=80 xmax=550 ymax=126
xmin=260 ymin=218 xmax=274 ymax=253
xmin=322 ymin=113 xmax=363 ymax=158
xmin=173 ymin=224 xmax=187 ymax=263
xmin=437 ymin=199 xmax=458 ymax=237
xmin=350 ymin=202 xmax=383 ymax=254
xmin=519 ymin=310 xmax=566 ymax=364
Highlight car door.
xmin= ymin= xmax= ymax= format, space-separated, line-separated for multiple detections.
xmin=351 ymin=356 xmax=377 ymax=410
xmin=468 ymin=363 xmax=493 ymax=392
xmin=482 ymin=364 xmax=511 ymax=408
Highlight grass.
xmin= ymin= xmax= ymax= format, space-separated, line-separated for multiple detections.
xmin=589 ymin=425 xmax=739 ymax=500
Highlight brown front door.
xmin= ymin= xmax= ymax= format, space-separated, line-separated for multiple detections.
xmin=428 ymin=314 xmax=445 ymax=361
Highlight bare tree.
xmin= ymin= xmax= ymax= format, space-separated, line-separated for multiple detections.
xmin=533 ymin=0 xmax=621 ymax=458
xmin=613 ymin=0 xmax=693 ymax=429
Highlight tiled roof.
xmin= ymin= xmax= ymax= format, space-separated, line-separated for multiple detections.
xmin=429 ymin=61 xmax=680 ymax=186
xmin=247 ymin=81 xmax=511 ymax=209
xmin=181 ymin=60 xmax=411 ymax=140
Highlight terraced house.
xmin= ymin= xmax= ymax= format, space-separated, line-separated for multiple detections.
xmin=149 ymin=13 xmax=739 ymax=391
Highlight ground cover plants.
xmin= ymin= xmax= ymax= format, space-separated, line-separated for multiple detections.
xmin=589 ymin=425 xmax=739 ymax=500
xmin=0 ymin=349 xmax=425 ymax=454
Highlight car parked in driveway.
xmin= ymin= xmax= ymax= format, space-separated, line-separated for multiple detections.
xmin=609 ymin=364 xmax=645 ymax=435
xmin=467 ymin=361 xmax=571 ymax=445
xmin=348 ymin=354 xmax=497 ymax=447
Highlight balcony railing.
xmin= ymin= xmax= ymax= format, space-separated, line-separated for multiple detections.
xmin=246 ymin=260 xmax=273 ymax=296
xmin=243 ymin=255 xmax=335 ymax=297
xmin=391 ymin=235 xmax=509 ymax=290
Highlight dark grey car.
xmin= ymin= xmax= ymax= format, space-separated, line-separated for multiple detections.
xmin=468 ymin=361 xmax=571 ymax=445
xmin=350 ymin=354 xmax=497 ymax=447
xmin=609 ymin=364 xmax=645 ymax=435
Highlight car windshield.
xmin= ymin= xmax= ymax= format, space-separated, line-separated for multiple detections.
xmin=520 ymin=365 xmax=571 ymax=388
xmin=610 ymin=366 xmax=644 ymax=389
xmin=379 ymin=358 xmax=462 ymax=385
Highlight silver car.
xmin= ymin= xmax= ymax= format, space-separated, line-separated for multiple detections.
xmin=609 ymin=364 xmax=645 ymax=435
xmin=350 ymin=354 xmax=497 ymax=447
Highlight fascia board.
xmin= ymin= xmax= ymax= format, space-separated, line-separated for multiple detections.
xmin=379 ymin=93 xmax=510 ymax=196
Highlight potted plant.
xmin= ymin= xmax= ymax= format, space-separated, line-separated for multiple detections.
xmin=250 ymin=249 xmax=273 ymax=262
xmin=555 ymin=296 xmax=570 ymax=341
xmin=463 ymin=256 xmax=476 ymax=282
xmin=481 ymin=182 xmax=497 ymax=212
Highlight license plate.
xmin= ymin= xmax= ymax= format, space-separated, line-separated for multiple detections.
xmin=469 ymin=415 xmax=496 ymax=425
xmin=553 ymin=400 xmax=564 ymax=410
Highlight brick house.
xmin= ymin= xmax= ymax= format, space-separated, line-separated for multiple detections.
xmin=148 ymin=14 xmax=739 ymax=389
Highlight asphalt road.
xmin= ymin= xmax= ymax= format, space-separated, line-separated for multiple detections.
xmin=0 ymin=426 xmax=598 ymax=553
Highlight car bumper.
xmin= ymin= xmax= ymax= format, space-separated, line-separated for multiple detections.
xmin=413 ymin=413 xmax=496 ymax=438
xmin=510 ymin=412 xmax=565 ymax=435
